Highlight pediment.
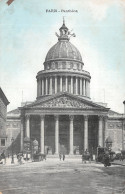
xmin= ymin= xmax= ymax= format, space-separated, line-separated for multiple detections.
xmin=27 ymin=93 xmax=108 ymax=110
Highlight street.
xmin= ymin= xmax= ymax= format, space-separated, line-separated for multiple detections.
xmin=0 ymin=158 xmax=125 ymax=194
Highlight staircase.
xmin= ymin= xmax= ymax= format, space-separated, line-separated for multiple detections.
xmin=46 ymin=154 xmax=82 ymax=159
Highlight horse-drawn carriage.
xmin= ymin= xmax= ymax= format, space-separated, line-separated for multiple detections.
xmin=82 ymin=149 xmax=91 ymax=163
xmin=96 ymin=147 xmax=115 ymax=167
xmin=33 ymin=153 xmax=46 ymax=162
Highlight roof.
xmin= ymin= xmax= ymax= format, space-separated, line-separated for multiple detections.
xmin=7 ymin=108 xmax=20 ymax=119
xmin=20 ymin=92 xmax=109 ymax=112
xmin=45 ymin=40 xmax=82 ymax=63
xmin=0 ymin=88 xmax=9 ymax=106
xmin=7 ymin=109 xmax=20 ymax=114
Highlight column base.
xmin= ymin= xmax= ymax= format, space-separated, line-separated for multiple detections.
xmin=69 ymin=152 xmax=74 ymax=155
xmin=54 ymin=153 xmax=59 ymax=155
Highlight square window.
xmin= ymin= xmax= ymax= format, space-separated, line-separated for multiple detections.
xmin=1 ymin=139 xmax=5 ymax=146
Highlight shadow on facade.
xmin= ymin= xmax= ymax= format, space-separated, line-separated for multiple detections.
xmin=7 ymin=133 xmax=21 ymax=155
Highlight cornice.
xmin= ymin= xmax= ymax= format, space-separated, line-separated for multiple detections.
xmin=44 ymin=58 xmax=84 ymax=65
xmin=36 ymin=70 xmax=91 ymax=80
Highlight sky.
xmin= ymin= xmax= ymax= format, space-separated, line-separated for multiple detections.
xmin=0 ymin=0 xmax=125 ymax=113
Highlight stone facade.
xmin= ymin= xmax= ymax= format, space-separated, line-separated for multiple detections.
xmin=0 ymin=88 xmax=9 ymax=153
xmin=106 ymin=110 xmax=125 ymax=151
xmin=6 ymin=20 xmax=125 ymax=155
xmin=6 ymin=109 xmax=21 ymax=150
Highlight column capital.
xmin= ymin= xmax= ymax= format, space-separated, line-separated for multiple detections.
xmin=25 ymin=114 xmax=30 ymax=120
xmin=40 ymin=115 xmax=45 ymax=120
xmin=104 ymin=116 xmax=108 ymax=121
xmin=20 ymin=116 xmax=25 ymax=122
xmin=69 ymin=115 xmax=74 ymax=121
xmin=84 ymin=115 xmax=89 ymax=121
xmin=98 ymin=115 xmax=104 ymax=120
xmin=54 ymin=115 xmax=59 ymax=121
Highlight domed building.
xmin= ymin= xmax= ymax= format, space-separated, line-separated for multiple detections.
xmin=13 ymin=20 xmax=124 ymax=155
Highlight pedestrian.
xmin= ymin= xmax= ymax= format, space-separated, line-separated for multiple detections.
xmin=63 ymin=154 xmax=65 ymax=161
xmin=17 ymin=153 xmax=23 ymax=165
xmin=59 ymin=153 xmax=62 ymax=161
xmin=83 ymin=149 xmax=90 ymax=163
xmin=1 ymin=150 xmax=6 ymax=165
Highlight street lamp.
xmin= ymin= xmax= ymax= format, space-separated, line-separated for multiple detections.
xmin=11 ymin=137 xmax=14 ymax=164
xmin=105 ymin=136 xmax=112 ymax=151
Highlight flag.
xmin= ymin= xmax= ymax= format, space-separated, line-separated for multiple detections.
xmin=55 ymin=32 xmax=59 ymax=38
xmin=72 ymin=33 xmax=76 ymax=37
xmin=6 ymin=0 xmax=14 ymax=6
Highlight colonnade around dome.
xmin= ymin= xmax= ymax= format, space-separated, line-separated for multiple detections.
xmin=37 ymin=75 xmax=90 ymax=98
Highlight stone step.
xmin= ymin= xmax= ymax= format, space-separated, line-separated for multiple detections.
xmin=46 ymin=154 xmax=82 ymax=159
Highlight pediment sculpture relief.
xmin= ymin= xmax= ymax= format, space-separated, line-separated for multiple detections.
xmin=40 ymin=97 xmax=93 ymax=109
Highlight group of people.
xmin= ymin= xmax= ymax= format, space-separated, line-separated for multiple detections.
xmin=0 ymin=150 xmax=31 ymax=165
xmin=0 ymin=150 xmax=6 ymax=164
xmin=59 ymin=153 xmax=65 ymax=161
xmin=82 ymin=149 xmax=91 ymax=163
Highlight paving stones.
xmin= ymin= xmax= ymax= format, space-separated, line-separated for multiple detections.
xmin=0 ymin=158 xmax=125 ymax=194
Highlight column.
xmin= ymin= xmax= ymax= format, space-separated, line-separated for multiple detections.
xmin=37 ymin=80 xmax=39 ymax=97
xmin=50 ymin=77 xmax=52 ymax=94
xmin=20 ymin=116 xmax=24 ymax=151
xmin=98 ymin=116 xmax=103 ymax=147
xmin=26 ymin=115 xmax=30 ymax=138
xmin=60 ymin=76 xmax=62 ymax=92
xmin=82 ymin=79 xmax=84 ymax=95
xmin=46 ymin=77 xmax=48 ymax=95
xmin=123 ymin=101 xmax=125 ymax=114
xmin=39 ymin=79 xmax=41 ymax=96
xmin=83 ymin=79 xmax=86 ymax=96
xmin=104 ymin=116 xmax=108 ymax=147
xmin=88 ymin=81 xmax=90 ymax=97
xmin=86 ymin=81 xmax=88 ymax=96
xmin=75 ymin=77 xmax=78 ymax=95
xmin=41 ymin=80 xmax=42 ymax=95
xmin=37 ymin=79 xmax=41 ymax=96
xmin=69 ymin=115 xmax=74 ymax=154
xmin=55 ymin=76 xmax=57 ymax=94
xmin=40 ymin=115 xmax=45 ymax=154
xmin=42 ymin=78 xmax=44 ymax=95
xmin=80 ymin=77 xmax=82 ymax=95
xmin=71 ymin=76 xmax=73 ymax=94
xmin=84 ymin=115 xmax=88 ymax=151
xmin=123 ymin=119 xmax=125 ymax=150
xmin=55 ymin=115 xmax=59 ymax=154
xmin=65 ymin=76 xmax=68 ymax=92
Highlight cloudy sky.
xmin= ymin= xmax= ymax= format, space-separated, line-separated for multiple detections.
xmin=0 ymin=0 xmax=125 ymax=113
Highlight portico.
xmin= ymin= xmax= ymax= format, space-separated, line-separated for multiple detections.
xmin=20 ymin=93 xmax=109 ymax=155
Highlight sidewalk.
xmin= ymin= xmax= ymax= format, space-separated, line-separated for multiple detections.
xmin=0 ymin=157 xmax=32 ymax=166
xmin=111 ymin=159 xmax=125 ymax=166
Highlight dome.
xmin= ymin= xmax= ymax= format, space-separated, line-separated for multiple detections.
xmin=45 ymin=41 xmax=82 ymax=63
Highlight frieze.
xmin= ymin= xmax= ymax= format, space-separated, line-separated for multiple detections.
xmin=108 ymin=123 xmax=114 ymax=129
xmin=108 ymin=122 xmax=122 ymax=129
xmin=38 ymin=97 xmax=93 ymax=109
xmin=58 ymin=61 xmax=62 ymax=69
xmin=116 ymin=123 xmax=122 ymax=128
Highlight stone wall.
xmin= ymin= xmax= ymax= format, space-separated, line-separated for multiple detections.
xmin=6 ymin=119 xmax=21 ymax=147
xmin=106 ymin=119 xmax=123 ymax=151
xmin=0 ymin=98 xmax=7 ymax=152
